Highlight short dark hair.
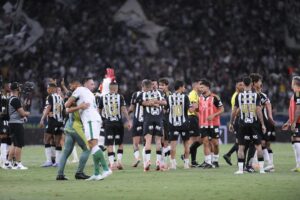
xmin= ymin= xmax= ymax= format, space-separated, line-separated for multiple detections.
xmin=10 ymin=82 xmax=20 ymax=91
xmin=200 ymin=79 xmax=211 ymax=88
xmin=293 ymin=76 xmax=300 ymax=86
xmin=82 ymin=77 xmax=93 ymax=84
xmin=243 ymin=76 xmax=252 ymax=86
xmin=142 ymin=79 xmax=152 ymax=88
xmin=47 ymin=83 xmax=57 ymax=88
xmin=69 ymin=79 xmax=81 ymax=84
xmin=158 ymin=78 xmax=169 ymax=85
xmin=174 ymin=80 xmax=184 ymax=91
xmin=235 ymin=77 xmax=244 ymax=83
xmin=249 ymin=73 xmax=262 ymax=83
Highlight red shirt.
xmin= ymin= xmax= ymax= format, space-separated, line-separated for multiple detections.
xmin=198 ymin=93 xmax=223 ymax=127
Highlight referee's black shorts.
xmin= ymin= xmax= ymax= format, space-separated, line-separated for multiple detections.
xmin=9 ymin=123 xmax=25 ymax=148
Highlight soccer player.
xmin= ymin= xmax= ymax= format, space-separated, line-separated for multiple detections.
xmin=158 ymin=78 xmax=172 ymax=167
xmin=187 ymin=80 xmax=202 ymax=167
xmin=4 ymin=82 xmax=30 ymax=169
xmin=56 ymin=80 xmax=91 ymax=180
xmin=99 ymin=81 xmax=132 ymax=170
xmin=65 ymin=77 xmax=111 ymax=181
xmin=129 ymin=84 xmax=145 ymax=167
xmin=198 ymin=80 xmax=224 ymax=168
xmin=223 ymin=78 xmax=244 ymax=166
xmin=282 ymin=76 xmax=300 ymax=172
xmin=137 ymin=79 xmax=166 ymax=171
xmin=250 ymin=73 xmax=276 ymax=172
xmin=39 ymin=83 xmax=65 ymax=167
xmin=166 ymin=80 xmax=191 ymax=169
xmin=229 ymin=76 xmax=266 ymax=174
xmin=0 ymin=82 xmax=11 ymax=168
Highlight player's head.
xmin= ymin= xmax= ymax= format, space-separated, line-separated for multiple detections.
xmin=82 ymin=77 xmax=95 ymax=92
xmin=174 ymin=80 xmax=185 ymax=93
xmin=3 ymin=82 xmax=11 ymax=93
xmin=243 ymin=76 xmax=252 ymax=88
xmin=158 ymin=78 xmax=169 ymax=92
xmin=142 ymin=79 xmax=152 ymax=92
xmin=47 ymin=83 xmax=57 ymax=94
xmin=69 ymin=79 xmax=81 ymax=91
xmin=56 ymin=87 xmax=63 ymax=97
xmin=292 ymin=76 xmax=300 ymax=91
xmin=109 ymin=81 xmax=118 ymax=93
xmin=199 ymin=79 xmax=210 ymax=94
xmin=192 ymin=80 xmax=201 ymax=92
xmin=250 ymin=73 xmax=262 ymax=91
xmin=235 ymin=77 xmax=244 ymax=93
xmin=151 ymin=79 xmax=158 ymax=90
xmin=10 ymin=82 xmax=21 ymax=93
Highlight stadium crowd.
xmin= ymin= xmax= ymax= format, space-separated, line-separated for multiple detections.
xmin=1 ymin=0 xmax=300 ymax=114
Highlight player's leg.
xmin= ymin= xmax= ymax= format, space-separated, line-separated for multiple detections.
xmin=211 ymin=127 xmax=220 ymax=168
xmin=223 ymin=121 xmax=239 ymax=166
xmin=169 ymin=130 xmax=178 ymax=169
xmin=202 ymin=129 xmax=213 ymax=168
xmin=57 ymin=133 xmax=75 ymax=180
xmin=116 ymin=123 xmax=124 ymax=170
xmin=41 ymin=132 xmax=53 ymax=167
xmin=53 ymin=123 xmax=64 ymax=167
xmin=252 ymin=126 xmax=265 ymax=174
xmin=182 ymin=131 xmax=190 ymax=169
xmin=188 ymin=116 xmax=202 ymax=166
xmin=73 ymin=130 xmax=91 ymax=180
xmin=162 ymin=120 xmax=170 ymax=167
xmin=85 ymin=120 xmax=108 ymax=180
xmin=235 ymin=124 xmax=246 ymax=174
xmin=143 ymin=121 xmax=153 ymax=171
xmin=132 ymin=121 xmax=142 ymax=167
xmin=9 ymin=124 xmax=27 ymax=170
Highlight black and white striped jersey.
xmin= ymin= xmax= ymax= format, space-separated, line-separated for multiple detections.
xmin=137 ymin=90 xmax=165 ymax=118
xmin=99 ymin=93 xmax=126 ymax=122
xmin=46 ymin=93 xmax=64 ymax=122
xmin=0 ymin=93 xmax=10 ymax=121
xmin=259 ymin=92 xmax=270 ymax=120
xmin=166 ymin=92 xmax=190 ymax=127
xmin=234 ymin=90 xmax=261 ymax=124
xmin=130 ymin=91 xmax=144 ymax=122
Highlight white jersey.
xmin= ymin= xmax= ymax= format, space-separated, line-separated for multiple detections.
xmin=72 ymin=87 xmax=101 ymax=122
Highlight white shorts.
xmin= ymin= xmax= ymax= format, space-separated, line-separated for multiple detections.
xmin=82 ymin=120 xmax=101 ymax=141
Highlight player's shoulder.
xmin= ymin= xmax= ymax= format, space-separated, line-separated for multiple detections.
xmin=211 ymin=93 xmax=221 ymax=100
xmin=260 ymin=92 xmax=268 ymax=98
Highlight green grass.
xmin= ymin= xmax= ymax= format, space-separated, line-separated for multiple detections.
xmin=0 ymin=143 xmax=299 ymax=200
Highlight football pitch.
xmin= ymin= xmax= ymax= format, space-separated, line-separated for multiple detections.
xmin=0 ymin=143 xmax=299 ymax=200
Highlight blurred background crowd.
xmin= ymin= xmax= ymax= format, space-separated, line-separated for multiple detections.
xmin=1 ymin=0 xmax=300 ymax=115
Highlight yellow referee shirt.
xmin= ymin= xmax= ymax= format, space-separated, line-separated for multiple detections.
xmin=231 ymin=91 xmax=238 ymax=111
xmin=188 ymin=90 xmax=199 ymax=116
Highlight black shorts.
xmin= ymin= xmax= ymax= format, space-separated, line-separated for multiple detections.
xmin=104 ymin=121 xmax=124 ymax=146
xmin=292 ymin=123 xmax=300 ymax=138
xmin=132 ymin=119 xmax=143 ymax=137
xmin=9 ymin=123 xmax=25 ymax=148
xmin=100 ymin=126 xmax=105 ymax=137
xmin=46 ymin=119 xmax=64 ymax=135
xmin=163 ymin=119 xmax=169 ymax=141
xmin=237 ymin=122 xmax=262 ymax=145
xmin=233 ymin=118 xmax=240 ymax=137
xmin=0 ymin=119 xmax=9 ymax=135
xmin=200 ymin=126 xmax=220 ymax=139
xmin=188 ymin=115 xmax=200 ymax=137
xmin=265 ymin=121 xmax=276 ymax=141
xmin=143 ymin=118 xmax=163 ymax=137
xmin=169 ymin=123 xmax=190 ymax=141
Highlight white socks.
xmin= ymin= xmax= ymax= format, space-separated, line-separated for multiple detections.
xmin=294 ymin=143 xmax=300 ymax=168
xmin=205 ymin=155 xmax=212 ymax=165
xmin=263 ymin=149 xmax=270 ymax=166
xmin=134 ymin=150 xmax=140 ymax=160
xmin=1 ymin=143 xmax=7 ymax=163
xmin=238 ymin=162 xmax=244 ymax=172
xmin=45 ymin=147 xmax=52 ymax=163
xmin=55 ymin=150 xmax=61 ymax=164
